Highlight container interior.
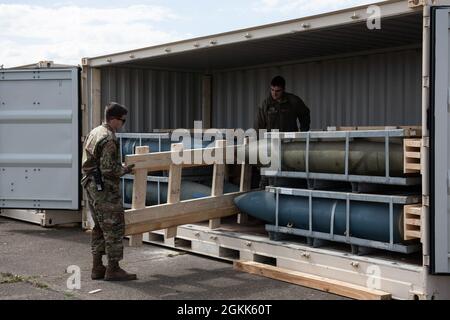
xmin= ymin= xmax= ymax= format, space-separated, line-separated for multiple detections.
xmin=98 ymin=10 xmax=425 ymax=265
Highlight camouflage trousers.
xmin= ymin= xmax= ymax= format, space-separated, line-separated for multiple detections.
xmin=84 ymin=178 xmax=125 ymax=262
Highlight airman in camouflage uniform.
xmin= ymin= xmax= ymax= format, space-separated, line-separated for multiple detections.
xmin=81 ymin=102 xmax=136 ymax=281
xmin=255 ymin=76 xmax=310 ymax=133
xmin=255 ymin=76 xmax=311 ymax=188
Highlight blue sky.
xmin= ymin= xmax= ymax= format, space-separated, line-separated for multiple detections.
xmin=0 ymin=0 xmax=382 ymax=67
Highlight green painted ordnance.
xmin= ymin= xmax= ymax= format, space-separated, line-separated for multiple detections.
xmin=246 ymin=138 xmax=405 ymax=176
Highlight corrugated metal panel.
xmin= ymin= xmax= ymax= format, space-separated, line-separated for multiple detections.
xmin=212 ymin=48 xmax=422 ymax=129
xmin=106 ymin=13 xmax=422 ymax=71
xmin=100 ymin=68 xmax=203 ymax=132
xmin=0 ymin=68 xmax=80 ymax=210
xmin=86 ymin=2 xmax=422 ymax=68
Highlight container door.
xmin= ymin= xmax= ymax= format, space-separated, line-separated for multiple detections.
xmin=0 ymin=68 xmax=80 ymax=210
xmin=431 ymin=7 xmax=450 ymax=274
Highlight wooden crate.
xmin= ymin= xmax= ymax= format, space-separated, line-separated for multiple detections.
xmin=404 ymin=204 xmax=423 ymax=241
xmin=124 ymin=139 xmax=252 ymax=245
xmin=404 ymin=139 xmax=422 ymax=174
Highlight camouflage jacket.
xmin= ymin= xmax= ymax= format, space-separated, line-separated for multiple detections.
xmin=81 ymin=123 xmax=127 ymax=186
xmin=255 ymin=92 xmax=310 ymax=132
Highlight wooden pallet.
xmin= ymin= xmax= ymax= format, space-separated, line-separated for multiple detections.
xmin=124 ymin=139 xmax=251 ymax=244
xmin=234 ymin=261 xmax=392 ymax=300
xmin=404 ymin=204 xmax=423 ymax=241
xmin=404 ymin=139 xmax=422 ymax=174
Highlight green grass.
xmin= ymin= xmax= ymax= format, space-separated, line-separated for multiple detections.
xmin=0 ymin=272 xmax=49 ymax=289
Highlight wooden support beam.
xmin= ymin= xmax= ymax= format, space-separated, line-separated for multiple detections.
xmin=125 ymin=145 xmax=238 ymax=172
xmin=404 ymin=204 xmax=423 ymax=241
xmin=210 ymin=140 xmax=226 ymax=230
xmin=404 ymin=139 xmax=422 ymax=174
xmin=125 ymin=192 xmax=242 ymax=236
xmin=329 ymin=126 xmax=422 ymax=137
xmin=129 ymin=146 xmax=149 ymax=247
xmin=234 ymin=261 xmax=392 ymax=300
xmin=165 ymin=144 xmax=183 ymax=239
xmin=238 ymin=138 xmax=252 ymax=225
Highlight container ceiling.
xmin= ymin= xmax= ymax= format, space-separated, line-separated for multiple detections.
xmin=117 ymin=12 xmax=422 ymax=71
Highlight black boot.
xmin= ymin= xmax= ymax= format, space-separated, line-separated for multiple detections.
xmin=91 ymin=254 xmax=106 ymax=280
xmin=104 ymin=261 xmax=137 ymax=281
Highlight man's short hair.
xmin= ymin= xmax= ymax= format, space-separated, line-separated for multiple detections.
xmin=271 ymin=76 xmax=286 ymax=89
xmin=105 ymin=102 xmax=128 ymax=121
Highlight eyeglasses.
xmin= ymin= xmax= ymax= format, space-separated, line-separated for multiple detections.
xmin=117 ymin=118 xmax=126 ymax=124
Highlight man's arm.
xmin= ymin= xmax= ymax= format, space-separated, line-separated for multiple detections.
xmin=255 ymin=101 xmax=268 ymax=132
xmin=296 ymin=98 xmax=310 ymax=132
xmin=99 ymin=140 xmax=130 ymax=180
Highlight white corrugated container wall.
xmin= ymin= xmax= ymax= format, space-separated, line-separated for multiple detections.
xmin=94 ymin=48 xmax=422 ymax=132
xmin=212 ymin=48 xmax=422 ymax=129
xmin=100 ymin=68 xmax=202 ymax=132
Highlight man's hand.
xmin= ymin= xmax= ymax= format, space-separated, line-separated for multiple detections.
xmin=123 ymin=164 xmax=135 ymax=174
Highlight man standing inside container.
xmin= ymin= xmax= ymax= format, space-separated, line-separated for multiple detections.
xmin=255 ymin=76 xmax=310 ymax=133
xmin=255 ymin=76 xmax=311 ymax=188
xmin=81 ymin=102 xmax=136 ymax=281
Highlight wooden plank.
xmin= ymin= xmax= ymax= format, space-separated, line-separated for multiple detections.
xmin=234 ymin=261 xmax=392 ymax=300
xmin=405 ymin=163 xmax=421 ymax=171
xmin=126 ymin=145 xmax=238 ymax=172
xmin=164 ymin=227 xmax=177 ymax=239
xmin=405 ymin=152 xmax=421 ymax=159
xmin=406 ymin=206 xmax=422 ymax=215
xmin=125 ymin=192 xmax=242 ymax=235
xmin=405 ymin=230 xmax=422 ymax=239
xmin=405 ymin=139 xmax=422 ymax=148
xmin=403 ymin=204 xmax=423 ymax=241
xmin=126 ymin=206 xmax=239 ymax=236
xmin=165 ymin=144 xmax=183 ymax=239
xmin=404 ymin=139 xmax=422 ymax=174
xmin=210 ymin=140 xmax=226 ymax=230
xmin=129 ymin=146 xmax=149 ymax=247
xmin=238 ymin=137 xmax=252 ymax=225
xmin=126 ymin=206 xmax=238 ymax=236
xmin=405 ymin=218 xmax=421 ymax=226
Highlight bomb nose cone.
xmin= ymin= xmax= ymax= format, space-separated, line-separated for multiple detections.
xmin=234 ymin=191 xmax=275 ymax=224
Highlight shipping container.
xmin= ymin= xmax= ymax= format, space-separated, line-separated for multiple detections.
xmin=2 ymin=0 xmax=450 ymax=299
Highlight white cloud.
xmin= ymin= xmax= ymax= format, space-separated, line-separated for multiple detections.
xmin=0 ymin=4 xmax=182 ymax=67
xmin=253 ymin=0 xmax=382 ymax=16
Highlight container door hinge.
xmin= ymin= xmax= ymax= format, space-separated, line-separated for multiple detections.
xmin=447 ymin=88 xmax=450 ymax=113
xmin=448 ymin=170 xmax=450 ymax=194
xmin=81 ymin=104 xmax=86 ymax=111
xmin=424 ymin=16 xmax=430 ymax=28
xmin=422 ymin=137 xmax=430 ymax=148
xmin=423 ymin=76 xmax=430 ymax=88
xmin=409 ymin=0 xmax=435 ymax=9
xmin=423 ymin=195 xmax=430 ymax=207
xmin=423 ymin=255 xmax=430 ymax=266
